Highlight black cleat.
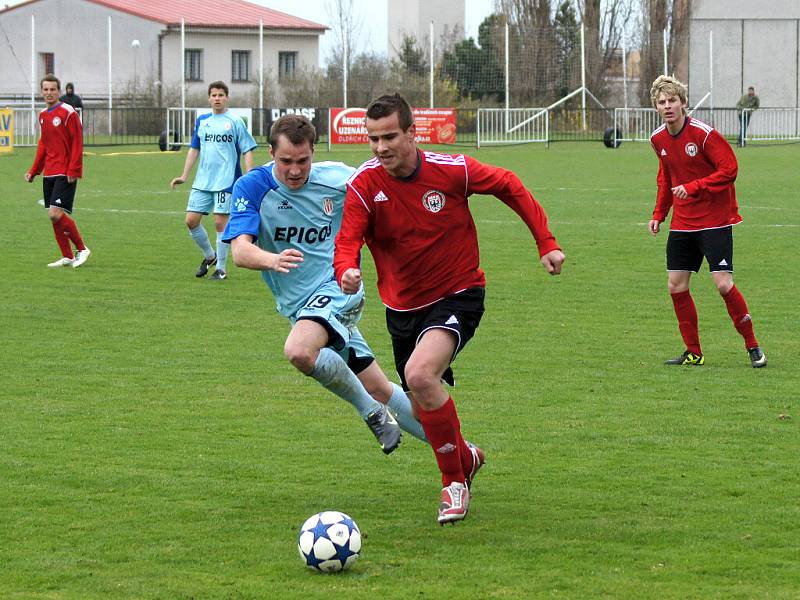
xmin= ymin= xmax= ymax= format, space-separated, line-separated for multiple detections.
xmin=195 ymin=255 xmax=217 ymax=278
xmin=665 ymin=350 xmax=704 ymax=366
xmin=748 ymin=346 xmax=767 ymax=368
xmin=210 ymin=269 xmax=227 ymax=280
xmin=365 ymin=405 xmax=402 ymax=455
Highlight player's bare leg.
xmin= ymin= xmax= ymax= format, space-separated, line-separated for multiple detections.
xmin=406 ymin=329 xmax=475 ymax=524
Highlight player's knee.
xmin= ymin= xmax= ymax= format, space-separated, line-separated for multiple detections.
xmin=716 ymin=279 xmax=734 ymax=295
xmin=284 ymin=342 xmax=315 ymax=375
xmin=667 ymin=280 xmax=688 ymax=294
xmin=48 ymin=213 xmax=61 ymax=223
xmin=404 ymin=364 xmax=437 ymax=395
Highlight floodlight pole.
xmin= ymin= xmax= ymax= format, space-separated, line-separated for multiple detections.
xmin=180 ymin=18 xmax=186 ymax=139
xmin=622 ymin=36 xmax=628 ymax=110
xmin=581 ymin=25 xmax=586 ymax=130
xmin=108 ymin=16 xmax=113 ymax=136
xmin=343 ymin=30 xmax=348 ymax=108
xmin=30 ymin=15 xmax=35 ymax=137
xmin=709 ymin=30 xmax=714 ymax=121
xmin=504 ymin=21 xmax=509 ymax=132
xmin=259 ymin=18 xmax=264 ymax=135
xmin=429 ymin=21 xmax=434 ymax=108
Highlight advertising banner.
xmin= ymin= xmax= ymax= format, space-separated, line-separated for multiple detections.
xmin=329 ymin=107 xmax=456 ymax=144
xmin=0 ymin=108 xmax=13 ymax=153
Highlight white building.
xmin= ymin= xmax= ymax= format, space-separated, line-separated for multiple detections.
xmin=387 ymin=0 xmax=465 ymax=62
xmin=690 ymin=0 xmax=800 ymax=107
xmin=0 ymin=0 xmax=326 ymax=103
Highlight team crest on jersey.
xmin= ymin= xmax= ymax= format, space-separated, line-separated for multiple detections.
xmin=685 ymin=142 xmax=698 ymax=157
xmin=422 ymin=190 xmax=446 ymax=213
xmin=224 ymin=122 xmax=232 ymax=131
xmin=52 ymin=117 xmax=61 ymax=126
xmin=322 ymin=197 xmax=334 ymax=216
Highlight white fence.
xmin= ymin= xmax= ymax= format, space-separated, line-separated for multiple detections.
xmin=476 ymin=108 xmax=549 ymax=147
xmin=742 ymin=108 xmax=800 ymax=143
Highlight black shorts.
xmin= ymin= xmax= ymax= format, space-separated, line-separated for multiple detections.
xmin=667 ymin=227 xmax=734 ymax=273
xmin=385 ymin=287 xmax=485 ymax=390
xmin=43 ymin=176 xmax=77 ymax=214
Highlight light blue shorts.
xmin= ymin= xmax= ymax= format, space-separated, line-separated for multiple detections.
xmin=291 ymin=279 xmax=374 ymax=361
xmin=187 ymin=189 xmax=232 ymax=215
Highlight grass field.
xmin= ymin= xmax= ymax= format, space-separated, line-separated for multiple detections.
xmin=2 ymin=140 xmax=799 ymax=599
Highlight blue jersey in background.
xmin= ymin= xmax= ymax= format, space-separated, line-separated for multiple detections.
xmin=190 ymin=111 xmax=257 ymax=192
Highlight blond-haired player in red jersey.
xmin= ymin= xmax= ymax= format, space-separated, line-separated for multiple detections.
xmin=334 ymin=93 xmax=565 ymax=525
xmin=24 ymin=74 xmax=90 ymax=268
xmin=648 ymin=75 xmax=765 ymax=368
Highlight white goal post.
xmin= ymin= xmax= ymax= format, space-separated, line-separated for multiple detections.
xmin=476 ymin=108 xmax=549 ymax=147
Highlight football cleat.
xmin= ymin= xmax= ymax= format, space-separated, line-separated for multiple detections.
xmin=72 ymin=247 xmax=91 ymax=268
xmin=748 ymin=346 xmax=767 ymax=368
xmin=47 ymin=256 xmax=74 ymax=268
xmin=665 ymin=350 xmax=704 ymax=366
xmin=195 ymin=255 xmax=217 ymax=278
xmin=210 ymin=269 xmax=227 ymax=280
xmin=438 ymin=481 xmax=470 ymax=525
xmin=365 ymin=405 xmax=402 ymax=455
xmin=465 ymin=442 xmax=485 ymax=491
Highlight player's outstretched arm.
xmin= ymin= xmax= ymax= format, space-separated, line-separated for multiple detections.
xmin=540 ymin=249 xmax=565 ymax=275
xmin=230 ymin=235 xmax=303 ymax=273
xmin=170 ymin=148 xmax=199 ymax=189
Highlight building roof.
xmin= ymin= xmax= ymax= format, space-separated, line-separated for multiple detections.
xmin=1 ymin=0 xmax=328 ymax=30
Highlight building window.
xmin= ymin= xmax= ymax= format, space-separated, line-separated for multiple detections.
xmin=39 ymin=52 xmax=55 ymax=78
xmin=184 ymin=49 xmax=202 ymax=82
xmin=279 ymin=51 xmax=297 ymax=81
xmin=232 ymin=50 xmax=250 ymax=82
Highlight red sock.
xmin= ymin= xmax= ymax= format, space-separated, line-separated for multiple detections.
xmin=52 ymin=218 xmax=74 ymax=259
xmin=722 ymin=285 xmax=758 ymax=349
xmin=417 ymin=397 xmax=465 ymax=487
xmin=670 ymin=290 xmax=701 ymax=354
xmin=59 ymin=213 xmax=86 ymax=251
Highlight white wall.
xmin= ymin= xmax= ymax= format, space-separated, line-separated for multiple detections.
xmin=690 ymin=0 xmax=800 ymax=107
xmin=387 ymin=0 xmax=464 ymax=60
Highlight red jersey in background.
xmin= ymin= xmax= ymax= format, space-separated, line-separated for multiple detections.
xmin=29 ymin=102 xmax=83 ymax=179
xmin=650 ymin=116 xmax=741 ymax=231
xmin=334 ymin=150 xmax=560 ymax=311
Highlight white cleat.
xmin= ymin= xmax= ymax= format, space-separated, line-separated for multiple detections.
xmin=47 ymin=257 xmax=74 ymax=268
xmin=72 ymin=247 xmax=91 ymax=268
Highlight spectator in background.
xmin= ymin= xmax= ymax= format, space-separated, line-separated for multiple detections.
xmin=736 ymin=86 xmax=759 ymax=147
xmin=60 ymin=82 xmax=83 ymax=109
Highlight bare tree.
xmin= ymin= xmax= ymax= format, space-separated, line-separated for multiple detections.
xmin=325 ymin=0 xmax=364 ymax=70
xmin=638 ymin=0 xmax=692 ymax=105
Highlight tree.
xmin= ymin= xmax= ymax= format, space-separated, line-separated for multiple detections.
xmin=554 ymin=0 xmax=581 ymax=97
xmin=439 ymin=15 xmax=505 ymax=103
xmin=393 ymin=35 xmax=428 ymax=77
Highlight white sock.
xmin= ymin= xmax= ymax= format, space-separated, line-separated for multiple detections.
xmin=309 ymin=348 xmax=382 ymax=419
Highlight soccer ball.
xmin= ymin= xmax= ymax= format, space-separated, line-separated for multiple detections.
xmin=297 ymin=510 xmax=361 ymax=573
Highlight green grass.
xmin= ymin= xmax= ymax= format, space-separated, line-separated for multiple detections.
xmin=1 ymin=140 xmax=799 ymax=599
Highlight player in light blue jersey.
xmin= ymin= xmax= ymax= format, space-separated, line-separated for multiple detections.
xmin=170 ymin=81 xmax=257 ymax=280
xmin=223 ymin=115 xmax=428 ymax=454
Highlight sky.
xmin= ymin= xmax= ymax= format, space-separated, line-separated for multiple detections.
xmin=257 ymin=0 xmax=497 ymax=62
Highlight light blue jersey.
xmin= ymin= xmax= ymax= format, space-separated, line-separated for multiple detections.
xmin=223 ymin=161 xmax=356 ymax=318
xmin=190 ymin=111 xmax=257 ymax=192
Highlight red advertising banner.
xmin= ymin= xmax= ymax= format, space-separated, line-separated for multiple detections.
xmin=329 ymin=107 xmax=457 ymax=144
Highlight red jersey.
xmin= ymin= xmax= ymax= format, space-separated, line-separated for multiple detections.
xmin=650 ymin=116 xmax=741 ymax=231
xmin=334 ymin=150 xmax=560 ymax=311
xmin=28 ymin=102 xmax=83 ymax=179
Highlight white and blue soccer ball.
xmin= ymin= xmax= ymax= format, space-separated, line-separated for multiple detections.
xmin=297 ymin=510 xmax=361 ymax=573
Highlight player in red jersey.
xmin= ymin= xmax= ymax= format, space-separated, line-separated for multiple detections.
xmin=334 ymin=93 xmax=565 ymax=525
xmin=24 ymin=74 xmax=90 ymax=268
xmin=647 ymin=75 xmax=765 ymax=368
